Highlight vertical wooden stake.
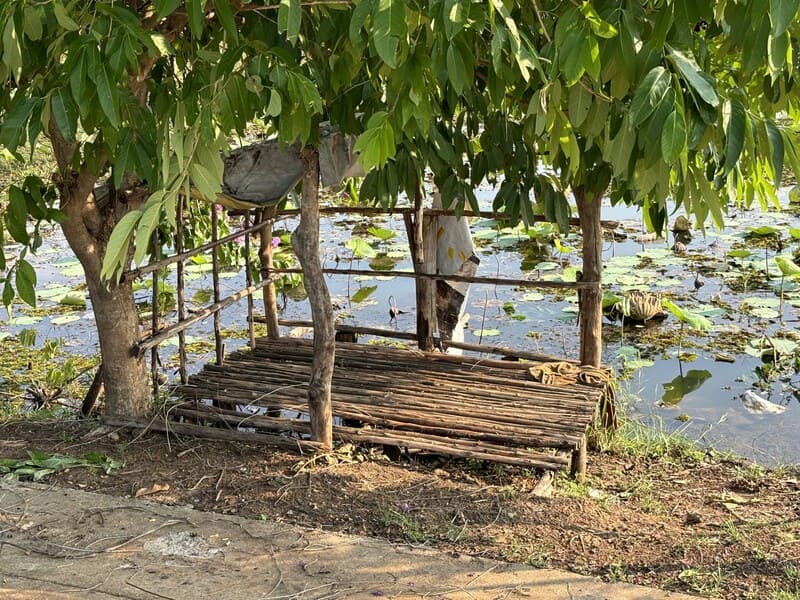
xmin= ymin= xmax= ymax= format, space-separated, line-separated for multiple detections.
xmin=211 ymin=204 xmax=224 ymax=366
xmin=243 ymin=210 xmax=256 ymax=350
xmin=291 ymin=147 xmax=334 ymax=449
xmin=575 ymin=187 xmax=603 ymax=368
xmin=176 ymin=199 xmax=187 ymax=384
xmin=258 ymin=206 xmax=281 ymax=340
xmin=406 ymin=186 xmax=436 ymax=351
xmin=151 ymin=229 xmax=160 ymax=399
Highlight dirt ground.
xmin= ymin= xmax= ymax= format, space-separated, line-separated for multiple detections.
xmin=1 ymin=419 xmax=798 ymax=600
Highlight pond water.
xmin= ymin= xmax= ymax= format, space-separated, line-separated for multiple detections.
xmin=4 ymin=187 xmax=800 ymax=466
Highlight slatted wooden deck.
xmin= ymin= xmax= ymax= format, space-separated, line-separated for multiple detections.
xmin=168 ymin=338 xmax=603 ymax=472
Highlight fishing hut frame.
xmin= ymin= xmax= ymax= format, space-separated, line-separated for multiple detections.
xmin=109 ymin=198 xmax=615 ymax=478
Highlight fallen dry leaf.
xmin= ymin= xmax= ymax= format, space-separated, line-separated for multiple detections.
xmin=134 ymin=483 xmax=171 ymax=497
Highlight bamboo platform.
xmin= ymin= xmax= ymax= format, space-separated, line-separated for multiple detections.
xmin=171 ymin=338 xmax=604 ymax=473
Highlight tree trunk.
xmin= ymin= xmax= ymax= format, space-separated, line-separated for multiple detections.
xmin=59 ymin=184 xmax=151 ymax=419
xmin=291 ymin=147 xmax=334 ymax=449
xmin=575 ymin=186 xmax=604 ymax=368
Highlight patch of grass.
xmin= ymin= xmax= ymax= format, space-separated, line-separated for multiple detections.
xmin=381 ymin=509 xmax=429 ymax=544
xmin=598 ymin=410 xmax=706 ymax=464
xmin=554 ymin=474 xmax=590 ymax=499
xmin=772 ymin=564 xmax=800 ymax=599
xmin=677 ymin=566 xmax=727 ymax=597
xmin=504 ymin=539 xmax=552 ymax=568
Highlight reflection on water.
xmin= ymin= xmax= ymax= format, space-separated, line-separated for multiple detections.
xmin=5 ymin=191 xmax=800 ymax=465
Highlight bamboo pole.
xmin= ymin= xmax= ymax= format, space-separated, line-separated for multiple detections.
xmin=136 ymin=278 xmax=277 ymax=356
xmin=274 ymin=205 xmax=619 ymax=231
xmin=122 ymin=218 xmax=272 ymax=281
xmin=266 ymin=267 xmax=598 ymax=290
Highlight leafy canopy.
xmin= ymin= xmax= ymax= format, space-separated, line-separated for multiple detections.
xmin=2 ymin=0 xmax=800 ymax=293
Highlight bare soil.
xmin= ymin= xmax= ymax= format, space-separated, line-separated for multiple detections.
xmin=1 ymin=419 xmax=798 ymax=599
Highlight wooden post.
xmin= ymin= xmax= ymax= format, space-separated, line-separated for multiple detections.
xmin=211 ymin=205 xmax=224 ymax=365
xmin=405 ymin=187 xmax=436 ymax=351
xmin=291 ymin=147 xmax=334 ymax=449
xmin=243 ymin=210 xmax=256 ymax=349
xmin=258 ymin=206 xmax=281 ymax=340
xmin=151 ymin=229 xmax=160 ymax=399
xmin=176 ymin=199 xmax=187 ymax=383
xmin=575 ymin=187 xmax=603 ymax=368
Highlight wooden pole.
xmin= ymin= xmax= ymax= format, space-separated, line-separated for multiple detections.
xmin=257 ymin=206 xmax=281 ymax=339
xmin=211 ymin=205 xmax=224 ymax=366
xmin=407 ymin=186 xmax=435 ymax=351
xmin=575 ymin=186 xmax=604 ymax=368
xmin=243 ymin=210 xmax=256 ymax=349
xmin=292 ymin=147 xmax=334 ymax=449
xmin=176 ymin=199 xmax=187 ymax=383
xmin=151 ymin=229 xmax=160 ymax=399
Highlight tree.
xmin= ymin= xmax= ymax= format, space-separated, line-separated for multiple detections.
xmin=0 ymin=1 xmax=325 ymax=417
xmin=344 ymin=0 xmax=800 ymax=367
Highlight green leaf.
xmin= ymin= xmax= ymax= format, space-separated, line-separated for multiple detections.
xmin=373 ymin=0 xmax=406 ymax=68
xmin=349 ymin=0 xmax=373 ymax=43
xmin=5 ymin=186 xmax=30 ymax=243
xmin=353 ymin=112 xmax=395 ymax=170
xmin=764 ymin=120 xmax=784 ymax=183
xmin=2 ymin=280 xmax=14 ymax=310
xmin=443 ymin=0 xmax=467 ymax=40
xmin=213 ymin=0 xmax=238 ymax=40
xmin=661 ymin=108 xmax=686 ymax=162
xmin=663 ymin=299 xmax=712 ymax=331
xmin=629 ymin=67 xmax=671 ymax=127
xmin=51 ymin=87 xmax=78 ymax=143
xmin=667 ymin=45 xmax=719 ymax=108
xmin=367 ymin=226 xmax=397 ymax=241
xmin=133 ymin=194 xmax=165 ymax=266
xmin=446 ymin=43 xmax=469 ymax=94
xmin=0 ymin=97 xmax=39 ymax=151
xmin=568 ymin=84 xmax=592 ymax=128
xmin=351 ymin=285 xmax=378 ymax=303
xmin=723 ymin=98 xmax=746 ymax=175
xmin=2 ymin=16 xmax=22 ymax=81
xmin=472 ymin=328 xmax=501 ymax=337
xmin=57 ymin=292 xmax=86 ymax=307
xmin=345 ymin=237 xmax=377 ymax=259
xmin=776 ymin=255 xmax=800 ymax=277
xmin=52 ymin=1 xmax=80 ymax=31
xmin=190 ymin=162 xmax=222 ymax=202
xmin=91 ymin=63 xmax=120 ymax=128
xmin=101 ymin=210 xmax=141 ymax=283
xmin=187 ymin=0 xmax=205 ymax=38
xmin=266 ymin=89 xmax=282 ymax=117
xmin=580 ymin=2 xmax=618 ymax=38
xmin=769 ymin=0 xmax=800 ymax=37
xmin=15 ymin=259 xmax=37 ymax=307
xmin=558 ymin=28 xmax=586 ymax=86
xmin=278 ymin=0 xmax=301 ymax=44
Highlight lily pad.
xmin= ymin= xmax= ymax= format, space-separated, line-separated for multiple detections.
xmin=51 ymin=314 xmax=82 ymax=325
xmin=351 ymin=285 xmax=377 ymax=303
xmin=472 ymin=328 xmax=501 ymax=337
